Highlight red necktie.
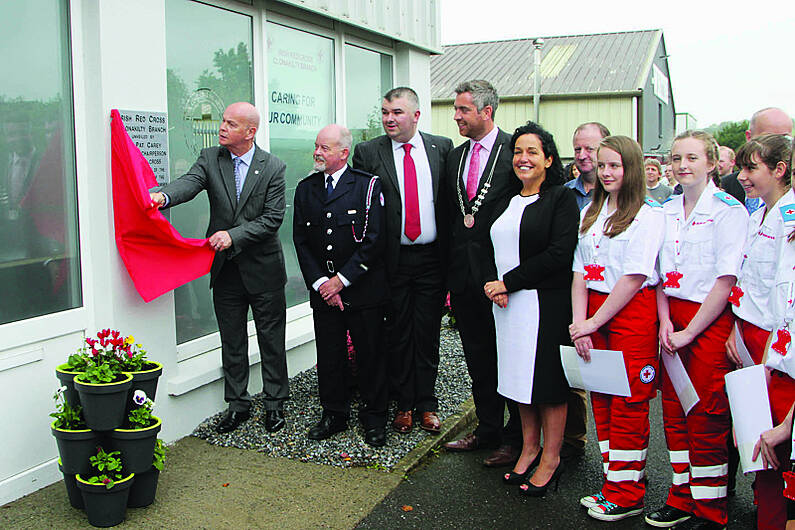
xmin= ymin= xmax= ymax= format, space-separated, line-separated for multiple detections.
xmin=466 ymin=142 xmax=482 ymax=201
xmin=403 ymin=143 xmax=421 ymax=241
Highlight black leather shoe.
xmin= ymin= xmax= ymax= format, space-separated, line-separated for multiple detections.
xmin=644 ymin=504 xmax=691 ymax=527
xmin=364 ymin=427 xmax=386 ymax=447
xmin=308 ymin=413 xmax=348 ymax=440
xmin=264 ymin=410 xmax=285 ymax=433
xmin=216 ymin=410 xmax=250 ymax=433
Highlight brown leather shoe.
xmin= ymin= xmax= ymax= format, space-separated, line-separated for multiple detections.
xmin=483 ymin=444 xmax=520 ymax=467
xmin=419 ymin=412 xmax=441 ymax=434
xmin=392 ymin=410 xmax=412 ymax=433
xmin=443 ymin=432 xmax=480 ymax=451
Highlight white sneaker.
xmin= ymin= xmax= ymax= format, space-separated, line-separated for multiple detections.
xmin=579 ymin=491 xmax=606 ymax=509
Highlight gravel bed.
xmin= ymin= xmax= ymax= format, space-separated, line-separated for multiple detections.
xmin=192 ymin=321 xmax=470 ymax=470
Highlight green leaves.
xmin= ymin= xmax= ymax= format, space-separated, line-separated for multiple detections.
xmin=87 ymin=447 xmax=124 ymax=489
xmin=152 ymin=439 xmax=166 ymax=471
xmin=50 ymin=387 xmax=86 ymax=429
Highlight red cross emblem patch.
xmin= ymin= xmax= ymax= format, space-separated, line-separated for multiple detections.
xmin=584 ymin=264 xmax=606 ymax=281
xmin=663 ymin=271 xmax=683 ymax=288
xmin=728 ymin=286 xmax=744 ymax=307
xmin=640 ymin=364 xmax=656 ymax=383
xmin=773 ymin=328 xmax=792 ymax=356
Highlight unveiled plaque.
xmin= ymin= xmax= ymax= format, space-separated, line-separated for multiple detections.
xmin=118 ymin=110 xmax=169 ymax=186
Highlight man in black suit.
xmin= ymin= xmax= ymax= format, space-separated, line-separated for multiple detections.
xmin=442 ymin=80 xmax=522 ymax=467
xmin=720 ymin=107 xmax=792 ymax=209
xmin=150 ymin=102 xmax=288 ymax=434
xmin=352 ymin=87 xmax=453 ymax=435
xmin=293 ymin=124 xmax=388 ymax=447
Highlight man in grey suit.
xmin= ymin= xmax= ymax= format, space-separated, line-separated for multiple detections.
xmin=150 ymin=102 xmax=289 ymax=434
xmin=352 ymin=87 xmax=453 ymax=435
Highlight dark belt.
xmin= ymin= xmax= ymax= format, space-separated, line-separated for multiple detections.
xmin=401 ymin=241 xmax=437 ymax=251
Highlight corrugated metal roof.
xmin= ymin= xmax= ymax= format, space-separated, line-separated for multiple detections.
xmin=431 ymin=29 xmax=662 ymax=99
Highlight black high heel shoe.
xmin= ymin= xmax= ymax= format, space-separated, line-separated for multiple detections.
xmin=519 ymin=462 xmax=564 ymax=497
xmin=503 ymin=450 xmax=542 ymax=485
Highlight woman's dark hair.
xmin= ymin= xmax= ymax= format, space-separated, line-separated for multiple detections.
xmin=510 ymin=121 xmax=564 ymax=194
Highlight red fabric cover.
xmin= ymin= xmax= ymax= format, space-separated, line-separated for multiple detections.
xmin=111 ymin=109 xmax=214 ymax=302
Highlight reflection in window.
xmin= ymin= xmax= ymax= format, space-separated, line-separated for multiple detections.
xmin=267 ymin=22 xmax=336 ymax=308
xmin=165 ymin=0 xmax=254 ymax=343
xmin=345 ymin=44 xmax=393 ymax=150
xmin=0 ymin=0 xmax=81 ymax=325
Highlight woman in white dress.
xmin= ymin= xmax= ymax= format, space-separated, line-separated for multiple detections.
xmin=482 ymin=121 xmax=579 ymax=496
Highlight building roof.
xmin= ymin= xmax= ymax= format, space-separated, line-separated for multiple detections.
xmin=431 ymin=29 xmax=663 ymax=100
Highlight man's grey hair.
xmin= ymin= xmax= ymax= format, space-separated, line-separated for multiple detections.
xmin=338 ymin=126 xmax=352 ymax=151
xmin=454 ymin=79 xmax=498 ymax=119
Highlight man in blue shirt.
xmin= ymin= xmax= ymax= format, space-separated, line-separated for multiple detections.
xmin=561 ymin=121 xmax=609 ymax=459
xmin=564 ymin=122 xmax=610 ymax=211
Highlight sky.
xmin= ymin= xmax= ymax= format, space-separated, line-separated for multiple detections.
xmin=439 ymin=0 xmax=793 ymax=128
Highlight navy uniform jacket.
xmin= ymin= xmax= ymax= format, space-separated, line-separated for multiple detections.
xmin=292 ymin=166 xmax=387 ymax=311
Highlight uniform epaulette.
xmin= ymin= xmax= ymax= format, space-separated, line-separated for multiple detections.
xmin=644 ymin=196 xmax=662 ymax=208
xmin=714 ymin=191 xmax=742 ymax=207
xmin=349 ymin=167 xmax=377 ymax=179
xmin=780 ymin=204 xmax=795 ymax=226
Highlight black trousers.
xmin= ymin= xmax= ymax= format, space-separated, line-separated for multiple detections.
xmin=451 ymin=283 xmax=521 ymax=448
xmin=388 ymin=243 xmax=445 ymax=413
xmin=313 ymin=305 xmax=388 ymax=429
xmin=213 ymin=261 xmax=288 ymax=412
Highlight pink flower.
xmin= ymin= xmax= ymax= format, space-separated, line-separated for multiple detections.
xmin=91 ymin=348 xmax=99 ymax=356
xmin=127 ymin=351 xmax=133 ymax=359
xmin=102 ymin=478 xmax=110 ymax=484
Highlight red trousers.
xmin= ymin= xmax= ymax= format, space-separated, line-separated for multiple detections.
xmin=757 ymin=370 xmax=795 ymax=530
xmin=587 ymin=288 xmax=658 ymax=507
xmin=661 ymin=298 xmax=733 ymax=525
xmin=739 ymin=318 xmax=769 ymax=365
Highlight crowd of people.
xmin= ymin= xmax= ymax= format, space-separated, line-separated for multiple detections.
xmin=150 ymin=81 xmax=794 ymax=529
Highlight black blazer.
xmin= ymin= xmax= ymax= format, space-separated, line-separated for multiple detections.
xmin=352 ymin=131 xmax=453 ymax=278
xmin=160 ymin=145 xmax=287 ymax=294
xmin=292 ymin=166 xmax=387 ymax=311
xmin=720 ymin=170 xmax=744 ymax=203
xmin=445 ymin=128 xmax=522 ymax=293
xmin=481 ymin=185 xmax=579 ymax=292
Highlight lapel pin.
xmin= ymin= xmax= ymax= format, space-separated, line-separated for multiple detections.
xmin=254 ymin=170 xmax=259 ymax=175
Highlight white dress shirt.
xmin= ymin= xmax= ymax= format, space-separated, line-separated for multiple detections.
xmin=391 ymin=131 xmax=437 ymax=245
xmin=460 ymin=125 xmax=499 ymax=188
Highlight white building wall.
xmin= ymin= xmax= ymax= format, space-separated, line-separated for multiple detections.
xmin=1 ymin=0 xmax=437 ymax=505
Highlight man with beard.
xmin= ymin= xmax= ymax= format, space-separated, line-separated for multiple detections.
xmin=293 ymin=124 xmax=389 ymax=447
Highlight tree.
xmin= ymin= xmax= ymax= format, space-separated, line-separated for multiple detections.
xmin=197 ymin=42 xmax=252 ymax=107
xmin=713 ymin=120 xmax=748 ymax=151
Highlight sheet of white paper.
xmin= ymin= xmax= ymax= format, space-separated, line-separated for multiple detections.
xmin=734 ymin=322 xmax=756 ymax=368
xmin=725 ymin=364 xmax=773 ymax=473
xmin=660 ymin=352 xmax=699 ymax=415
xmin=560 ymin=346 xmax=631 ymax=397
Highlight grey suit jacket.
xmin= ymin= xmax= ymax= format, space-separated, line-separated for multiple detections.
xmin=352 ymin=132 xmax=453 ymax=277
xmin=160 ymin=144 xmax=287 ymax=293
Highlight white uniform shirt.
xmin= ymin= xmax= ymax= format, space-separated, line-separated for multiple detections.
xmin=658 ymin=181 xmax=749 ymax=303
xmin=573 ymin=199 xmax=664 ymax=294
xmin=765 ymin=236 xmax=795 ymax=378
xmin=733 ymin=189 xmax=795 ymax=330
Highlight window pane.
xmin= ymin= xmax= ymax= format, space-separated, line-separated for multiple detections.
xmin=0 ymin=0 xmax=81 ymax=325
xmin=345 ymin=44 xmax=393 ymax=149
xmin=165 ymin=0 xmax=254 ymax=343
xmin=266 ymin=22 xmax=335 ymax=308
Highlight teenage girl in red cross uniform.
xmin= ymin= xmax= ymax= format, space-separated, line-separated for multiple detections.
xmin=740 ymin=135 xmax=795 ymax=530
xmin=648 ymin=130 xmax=749 ymax=529
xmin=569 ymin=136 xmax=665 ymax=522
